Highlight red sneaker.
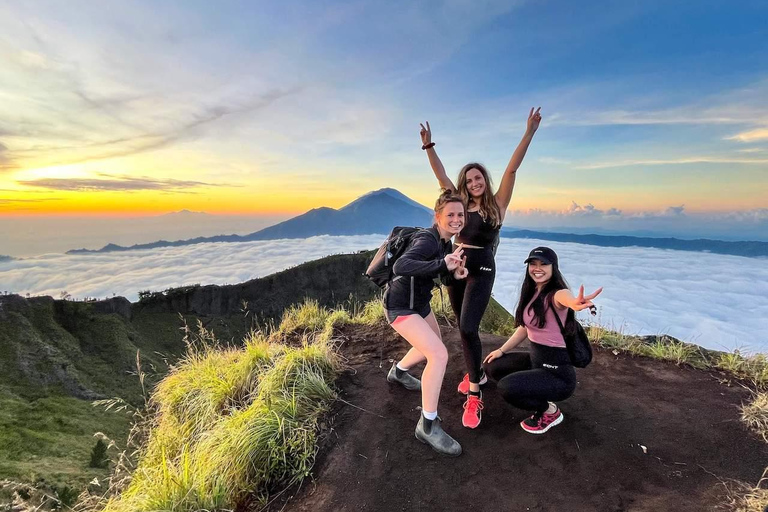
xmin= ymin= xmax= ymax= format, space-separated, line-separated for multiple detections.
xmin=520 ymin=406 xmax=564 ymax=434
xmin=457 ymin=372 xmax=488 ymax=395
xmin=462 ymin=394 xmax=484 ymax=429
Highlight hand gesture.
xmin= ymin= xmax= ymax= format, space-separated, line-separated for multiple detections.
xmin=419 ymin=121 xmax=432 ymax=146
xmin=453 ymin=256 xmax=468 ymax=280
xmin=526 ymin=107 xmax=542 ymax=134
xmin=483 ymin=349 xmax=505 ymax=365
xmin=444 ymin=246 xmax=464 ymax=271
xmin=573 ymin=285 xmax=603 ymax=314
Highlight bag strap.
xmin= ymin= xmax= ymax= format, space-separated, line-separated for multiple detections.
xmin=548 ymin=293 xmax=568 ymax=337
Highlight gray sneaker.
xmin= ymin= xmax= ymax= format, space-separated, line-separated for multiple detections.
xmin=415 ymin=415 xmax=462 ymax=457
xmin=387 ymin=362 xmax=421 ymax=391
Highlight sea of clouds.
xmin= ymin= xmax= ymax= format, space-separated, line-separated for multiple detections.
xmin=1 ymin=235 xmax=766 ymax=354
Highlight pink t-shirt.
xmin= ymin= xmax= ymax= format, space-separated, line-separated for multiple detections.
xmin=523 ymin=291 xmax=568 ymax=348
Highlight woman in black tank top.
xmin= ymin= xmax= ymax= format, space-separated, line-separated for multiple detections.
xmin=419 ymin=108 xmax=543 ymax=429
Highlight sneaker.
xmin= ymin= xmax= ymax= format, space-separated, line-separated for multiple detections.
xmin=520 ymin=406 xmax=564 ymax=434
xmin=415 ymin=415 xmax=462 ymax=456
xmin=386 ymin=362 xmax=421 ymax=391
xmin=461 ymin=394 xmax=484 ymax=429
xmin=457 ymin=372 xmax=488 ymax=395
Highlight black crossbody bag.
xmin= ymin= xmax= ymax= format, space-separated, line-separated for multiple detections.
xmin=549 ymin=300 xmax=593 ymax=368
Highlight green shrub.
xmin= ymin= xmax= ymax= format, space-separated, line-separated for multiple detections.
xmin=89 ymin=439 xmax=109 ymax=469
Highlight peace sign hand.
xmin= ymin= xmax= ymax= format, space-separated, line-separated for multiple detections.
xmin=419 ymin=121 xmax=432 ymax=146
xmin=526 ymin=107 xmax=542 ymax=134
xmin=444 ymin=246 xmax=464 ymax=271
xmin=573 ymin=285 xmax=603 ymax=314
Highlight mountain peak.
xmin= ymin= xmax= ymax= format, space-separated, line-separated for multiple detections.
xmin=156 ymin=209 xmax=209 ymax=218
xmin=343 ymin=188 xmax=431 ymax=213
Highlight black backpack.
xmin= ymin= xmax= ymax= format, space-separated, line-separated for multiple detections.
xmin=365 ymin=227 xmax=436 ymax=288
xmin=550 ymin=301 xmax=593 ymax=368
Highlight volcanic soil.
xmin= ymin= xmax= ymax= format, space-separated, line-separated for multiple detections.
xmin=269 ymin=323 xmax=766 ymax=512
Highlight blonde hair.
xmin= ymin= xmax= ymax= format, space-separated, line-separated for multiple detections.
xmin=434 ymin=188 xmax=467 ymax=215
xmin=456 ymin=163 xmax=501 ymax=228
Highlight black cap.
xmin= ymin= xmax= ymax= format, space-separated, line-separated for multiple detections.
xmin=524 ymin=246 xmax=558 ymax=266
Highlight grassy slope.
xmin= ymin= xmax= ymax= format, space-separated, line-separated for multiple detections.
xmin=0 ymin=252 xmax=377 ymax=492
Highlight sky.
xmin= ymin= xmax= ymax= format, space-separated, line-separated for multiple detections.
xmin=1 ymin=0 xmax=767 ymax=251
xmin=2 ymin=235 xmax=766 ymax=353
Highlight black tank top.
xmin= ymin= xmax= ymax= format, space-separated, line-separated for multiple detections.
xmin=456 ymin=210 xmax=500 ymax=247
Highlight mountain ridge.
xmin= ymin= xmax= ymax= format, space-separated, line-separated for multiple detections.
xmin=63 ymin=188 xmax=768 ymax=258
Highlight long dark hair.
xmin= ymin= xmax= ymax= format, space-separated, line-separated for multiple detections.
xmin=456 ymin=162 xmax=501 ymax=228
xmin=514 ymin=259 xmax=570 ymax=329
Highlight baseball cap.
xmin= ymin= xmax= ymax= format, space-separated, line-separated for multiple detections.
xmin=524 ymin=246 xmax=558 ymax=265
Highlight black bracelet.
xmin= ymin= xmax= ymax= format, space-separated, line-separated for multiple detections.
xmin=421 ymin=142 xmax=435 ymax=150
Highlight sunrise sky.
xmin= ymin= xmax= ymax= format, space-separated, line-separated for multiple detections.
xmin=1 ymin=1 xmax=767 ymax=240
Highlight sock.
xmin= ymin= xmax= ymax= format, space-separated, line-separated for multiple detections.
xmin=395 ymin=362 xmax=408 ymax=378
xmin=468 ymin=389 xmax=482 ymax=398
xmin=546 ymin=402 xmax=557 ymax=414
xmin=422 ymin=409 xmax=438 ymax=421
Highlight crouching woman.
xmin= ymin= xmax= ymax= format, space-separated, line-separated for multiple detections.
xmin=483 ymin=247 xmax=602 ymax=434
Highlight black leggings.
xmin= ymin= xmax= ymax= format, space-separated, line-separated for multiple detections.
xmin=448 ymin=248 xmax=495 ymax=383
xmin=483 ymin=343 xmax=576 ymax=414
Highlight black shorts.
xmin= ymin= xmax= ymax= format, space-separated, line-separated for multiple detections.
xmin=385 ymin=303 xmax=432 ymax=324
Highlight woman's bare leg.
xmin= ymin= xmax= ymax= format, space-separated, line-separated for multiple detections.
xmin=391 ymin=314 xmax=448 ymax=412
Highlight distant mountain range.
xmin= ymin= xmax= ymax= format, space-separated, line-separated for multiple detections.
xmin=66 ymin=188 xmax=768 ymax=258
xmin=500 ymin=229 xmax=767 ymax=258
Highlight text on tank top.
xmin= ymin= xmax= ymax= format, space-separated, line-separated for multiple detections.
xmin=455 ymin=210 xmax=500 ymax=247
xmin=523 ymin=291 xmax=568 ymax=348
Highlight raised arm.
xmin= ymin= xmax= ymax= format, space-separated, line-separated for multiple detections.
xmin=495 ymin=108 xmax=542 ymax=220
xmin=420 ymin=121 xmax=457 ymax=192
xmin=554 ymin=285 xmax=603 ymax=312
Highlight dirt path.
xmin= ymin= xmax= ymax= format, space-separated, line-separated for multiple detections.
xmin=270 ymin=324 xmax=766 ymax=512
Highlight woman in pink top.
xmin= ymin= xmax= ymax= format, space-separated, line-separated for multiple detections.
xmin=482 ymin=247 xmax=602 ymax=434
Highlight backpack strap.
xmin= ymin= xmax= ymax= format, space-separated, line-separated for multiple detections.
xmin=548 ymin=292 xmax=568 ymax=337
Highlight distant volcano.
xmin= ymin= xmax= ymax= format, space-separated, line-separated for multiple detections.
xmin=67 ymin=188 xmax=433 ymax=254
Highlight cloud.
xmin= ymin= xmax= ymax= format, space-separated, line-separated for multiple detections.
xmin=1 ymin=235 xmax=765 ymax=354
xmin=5 ymin=88 xmax=300 ymax=169
xmin=726 ymin=128 xmax=768 ymax=143
xmin=0 ymin=197 xmax=60 ymax=204
xmin=528 ymin=202 xmax=686 ymax=220
xmin=0 ymin=235 xmax=385 ymax=302
xmin=508 ymin=204 xmax=768 ymax=240
xmin=0 ymin=142 xmax=16 ymax=171
xmin=663 ymin=205 xmax=685 ymax=217
xmin=573 ymin=156 xmax=768 ymax=170
xmin=17 ymin=174 xmax=235 ymax=192
xmin=567 ymin=202 xmax=603 ymax=216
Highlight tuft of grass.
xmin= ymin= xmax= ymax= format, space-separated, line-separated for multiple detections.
xmin=643 ymin=338 xmax=700 ymax=366
xmin=278 ymin=299 xmax=332 ymax=333
xmin=715 ymin=352 xmax=768 ymax=390
xmin=721 ymin=468 xmax=768 ymax=512
xmin=718 ymin=352 xmax=747 ymax=374
xmin=352 ymin=298 xmax=386 ymax=326
xmin=743 ymin=355 xmax=768 ymax=390
xmin=741 ymin=392 xmax=768 ymax=443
